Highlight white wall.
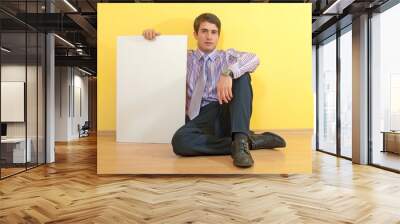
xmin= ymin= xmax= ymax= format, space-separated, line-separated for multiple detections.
xmin=71 ymin=73 xmax=89 ymax=139
xmin=55 ymin=66 xmax=70 ymax=141
xmin=1 ymin=65 xmax=39 ymax=138
xmin=55 ymin=67 xmax=89 ymax=141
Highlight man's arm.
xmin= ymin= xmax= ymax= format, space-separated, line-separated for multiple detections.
xmin=216 ymin=49 xmax=260 ymax=104
xmin=225 ymin=48 xmax=260 ymax=79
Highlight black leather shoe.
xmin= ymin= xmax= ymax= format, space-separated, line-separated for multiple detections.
xmin=248 ymin=132 xmax=286 ymax=150
xmin=231 ymin=138 xmax=254 ymax=168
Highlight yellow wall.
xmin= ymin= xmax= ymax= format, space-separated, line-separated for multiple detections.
xmin=98 ymin=3 xmax=312 ymax=131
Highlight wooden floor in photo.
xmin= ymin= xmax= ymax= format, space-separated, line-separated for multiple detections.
xmin=1 ymin=135 xmax=400 ymax=223
xmin=97 ymin=130 xmax=313 ymax=174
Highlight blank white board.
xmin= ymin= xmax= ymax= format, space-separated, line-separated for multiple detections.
xmin=1 ymin=82 xmax=25 ymax=122
xmin=116 ymin=35 xmax=187 ymax=143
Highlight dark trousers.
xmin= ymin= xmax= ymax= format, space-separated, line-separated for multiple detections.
xmin=171 ymin=73 xmax=253 ymax=156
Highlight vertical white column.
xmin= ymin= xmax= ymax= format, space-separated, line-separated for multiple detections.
xmin=46 ymin=1 xmax=55 ymax=163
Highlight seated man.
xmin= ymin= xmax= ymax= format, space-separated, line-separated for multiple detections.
xmin=143 ymin=13 xmax=285 ymax=168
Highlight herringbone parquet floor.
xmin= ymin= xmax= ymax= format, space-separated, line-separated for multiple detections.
xmin=1 ymin=135 xmax=400 ymax=224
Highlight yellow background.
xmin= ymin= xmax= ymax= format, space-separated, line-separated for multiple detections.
xmin=97 ymin=3 xmax=312 ymax=132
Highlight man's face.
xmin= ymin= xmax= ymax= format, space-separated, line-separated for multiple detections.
xmin=194 ymin=21 xmax=219 ymax=53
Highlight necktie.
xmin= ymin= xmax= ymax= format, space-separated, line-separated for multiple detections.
xmin=188 ymin=56 xmax=211 ymax=120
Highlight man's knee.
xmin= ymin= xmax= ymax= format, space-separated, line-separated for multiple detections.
xmin=171 ymin=129 xmax=191 ymax=156
xmin=233 ymin=73 xmax=251 ymax=90
xmin=235 ymin=72 xmax=251 ymax=83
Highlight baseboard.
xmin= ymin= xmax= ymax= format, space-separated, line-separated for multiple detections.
xmin=252 ymin=129 xmax=314 ymax=135
xmin=97 ymin=130 xmax=116 ymax=136
xmin=96 ymin=129 xmax=313 ymax=137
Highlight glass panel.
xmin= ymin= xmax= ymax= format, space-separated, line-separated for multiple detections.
xmin=312 ymin=45 xmax=317 ymax=150
xmin=1 ymin=30 xmax=27 ymax=177
xmin=38 ymin=32 xmax=45 ymax=165
xmin=318 ymin=36 xmax=337 ymax=154
xmin=340 ymin=28 xmax=352 ymax=158
xmin=26 ymin=0 xmax=39 ymax=169
xmin=27 ymin=31 xmax=38 ymax=169
xmin=0 ymin=1 xmax=46 ymax=178
xmin=371 ymin=4 xmax=400 ymax=171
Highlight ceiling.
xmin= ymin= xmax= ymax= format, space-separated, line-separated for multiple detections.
xmin=0 ymin=0 xmax=393 ymax=75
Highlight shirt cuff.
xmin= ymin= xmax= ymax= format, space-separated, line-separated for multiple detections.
xmin=228 ymin=63 xmax=241 ymax=79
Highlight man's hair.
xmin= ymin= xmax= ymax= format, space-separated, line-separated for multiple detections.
xmin=193 ymin=13 xmax=221 ymax=35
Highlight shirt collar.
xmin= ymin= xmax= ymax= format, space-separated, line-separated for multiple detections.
xmin=194 ymin=48 xmax=218 ymax=62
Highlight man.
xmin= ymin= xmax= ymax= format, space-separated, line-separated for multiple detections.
xmin=143 ymin=13 xmax=285 ymax=168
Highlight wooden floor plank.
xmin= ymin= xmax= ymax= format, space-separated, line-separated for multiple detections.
xmin=0 ymin=134 xmax=400 ymax=223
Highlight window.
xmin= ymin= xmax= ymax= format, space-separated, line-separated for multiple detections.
xmin=317 ymin=35 xmax=337 ymax=154
xmin=370 ymin=2 xmax=400 ymax=171
xmin=339 ymin=27 xmax=352 ymax=158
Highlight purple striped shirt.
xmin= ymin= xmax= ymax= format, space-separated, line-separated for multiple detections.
xmin=186 ymin=48 xmax=260 ymax=115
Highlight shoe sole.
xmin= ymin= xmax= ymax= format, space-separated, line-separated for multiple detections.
xmin=234 ymin=162 xmax=254 ymax=168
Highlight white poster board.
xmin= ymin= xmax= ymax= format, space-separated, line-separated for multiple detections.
xmin=1 ymin=82 xmax=25 ymax=122
xmin=116 ymin=35 xmax=187 ymax=143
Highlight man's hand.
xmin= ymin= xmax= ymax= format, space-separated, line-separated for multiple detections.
xmin=142 ymin=29 xmax=160 ymax=40
xmin=217 ymin=75 xmax=233 ymax=104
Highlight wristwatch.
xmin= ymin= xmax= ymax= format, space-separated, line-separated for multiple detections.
xmin=222 ymin=68 xmax=234 ymax=78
